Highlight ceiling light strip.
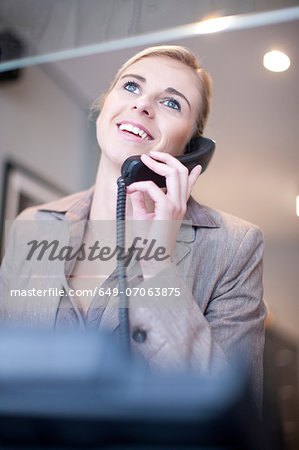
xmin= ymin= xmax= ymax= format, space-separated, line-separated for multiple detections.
xmin=1 ymin=6 xmax=299 ymax=73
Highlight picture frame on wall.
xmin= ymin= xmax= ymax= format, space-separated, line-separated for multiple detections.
xmin=0 ymin=160 xmax=67 ymax=260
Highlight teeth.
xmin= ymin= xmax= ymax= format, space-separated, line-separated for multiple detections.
xmin=119 ymin=123 xmax=149 ymax=140
xmin=119 ymin=123 xmax=133 ymax=132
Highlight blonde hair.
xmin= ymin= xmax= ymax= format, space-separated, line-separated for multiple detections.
xmin=91 ymin=45 xmax=212 ymax=136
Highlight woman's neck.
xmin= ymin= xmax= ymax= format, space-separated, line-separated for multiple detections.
xmin=89 ymin=154 xmax=133 ymax=221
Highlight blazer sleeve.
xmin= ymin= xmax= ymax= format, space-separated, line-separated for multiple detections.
xmin=128 ymin=224 xmax=266 ymax=408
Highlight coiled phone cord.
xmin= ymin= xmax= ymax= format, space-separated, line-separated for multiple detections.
xmin=116 ymin=176 xmax=130 ymax=356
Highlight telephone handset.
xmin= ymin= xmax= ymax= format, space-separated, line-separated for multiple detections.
xmin=121 ymin=136 xmax=215 ymax=188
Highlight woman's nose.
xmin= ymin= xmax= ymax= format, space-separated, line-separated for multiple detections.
xmin=131 ymin=96 xmax=154 ymax=117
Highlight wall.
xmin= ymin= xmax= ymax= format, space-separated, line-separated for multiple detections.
xmin=0 ymin=64 xmax=98 ymax=205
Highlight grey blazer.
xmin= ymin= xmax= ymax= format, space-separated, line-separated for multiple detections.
xmin=0 ymin=187 xmax=266 ymax=407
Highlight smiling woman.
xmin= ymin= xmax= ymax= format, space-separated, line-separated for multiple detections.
xmin=95 ymin=55 xmax=202 ymax=169
xmin=0 ymin=45 xmax=266 ymax=413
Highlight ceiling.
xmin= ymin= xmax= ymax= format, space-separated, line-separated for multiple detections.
xmin=1 ymin=0 xmax=299 ymax=62
xmin=46 ymin=18 xmax=299 ymax=241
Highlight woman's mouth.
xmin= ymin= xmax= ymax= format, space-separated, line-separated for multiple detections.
xmin=117 ymin=122 xmax=153 ymax=141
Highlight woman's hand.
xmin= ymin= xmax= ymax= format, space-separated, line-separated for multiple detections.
xmin=126 ymin=151 xmax=202 ymax=277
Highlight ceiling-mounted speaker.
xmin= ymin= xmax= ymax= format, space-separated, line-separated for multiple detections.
xmin=0 ymin=30 xmax=25 ymax=82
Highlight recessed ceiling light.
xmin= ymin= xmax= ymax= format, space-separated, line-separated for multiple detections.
xmin=263 ymin=50 xmax=290 ymax=72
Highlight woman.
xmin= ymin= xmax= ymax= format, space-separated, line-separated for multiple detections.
xmin=0 ymin=46 xmax=266 ymax=408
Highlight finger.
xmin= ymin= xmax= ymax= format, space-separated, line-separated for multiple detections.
xmin=148 ymin=151 xmax=189 ymax=174
xmin=128 ymin=191 xmax=148 ymax=218
xmin=127 ymin=180 xmax=165 ymax=202
xmin=143 ymin=152 xmax=188 ymax=202
xmin=148 ymin=151 xmax=189 ymax=204
xmin=140 ymin=153 xmax=175 ymax=177
xmin=150 ymin=154 xmax=201 ymax=201
xmin=140 ymin=154 xmax=181 ymax=203
xmin=187 ymin=164 xmax=202 ymax=197
xmin=127 ymin=180 xmax=171 ymax=219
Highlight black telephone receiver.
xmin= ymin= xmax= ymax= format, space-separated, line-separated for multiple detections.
xmin=121 ymin=136 xmax=215 ymax=188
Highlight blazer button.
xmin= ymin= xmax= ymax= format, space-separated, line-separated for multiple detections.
xmin=132 ymin=329 xmax=147 ymax=343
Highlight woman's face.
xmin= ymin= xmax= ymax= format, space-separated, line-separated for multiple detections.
xmin=96 ymin=56 xmax=202 ymax=166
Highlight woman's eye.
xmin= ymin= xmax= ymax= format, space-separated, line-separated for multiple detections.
xmin=124 ymin=81 xmax=140 ymax=94
xmin=164 ymin=98 xmax=181 ymax=111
